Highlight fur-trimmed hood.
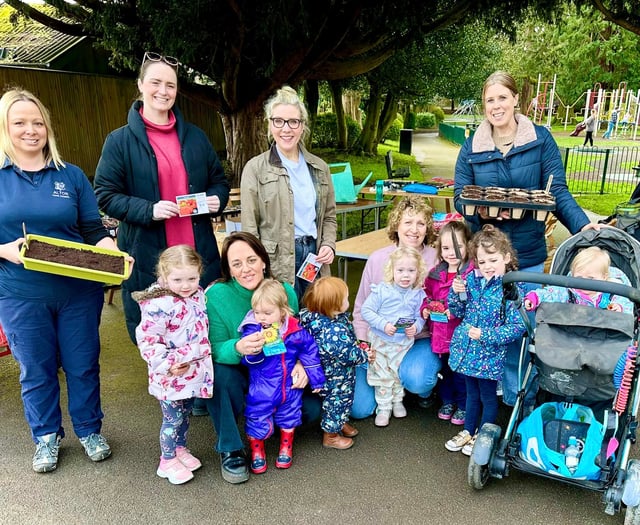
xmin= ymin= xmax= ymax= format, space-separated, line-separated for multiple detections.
xmin=132 ymin=282 xmax=182 ymax=303
xmin=471 ymin=113 xmax=538 ymax=153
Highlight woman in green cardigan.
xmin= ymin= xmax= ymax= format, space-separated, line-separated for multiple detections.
xmin=204 ymin=232 xmax=320 ymax=484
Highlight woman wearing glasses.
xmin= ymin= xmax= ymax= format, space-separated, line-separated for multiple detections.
xmin=241 ymin=85 xmax=337 ymax=300
xmin=94 ymin=52 xmax=230 ymax=342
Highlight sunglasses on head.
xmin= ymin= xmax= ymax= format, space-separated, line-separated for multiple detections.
xmin=142 ymin=51 xmax=179 ymax=68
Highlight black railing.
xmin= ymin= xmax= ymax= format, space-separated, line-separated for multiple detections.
xmin=562 ymin=146 xmax=640 ymax=195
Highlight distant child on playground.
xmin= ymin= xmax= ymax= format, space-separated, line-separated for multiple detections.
xmin=524 ymin=246 xmax=633 ymax=313
xmin=445 ymin=225 xmax=525 ymax=456
xmin=603 ymin=107 xmax=619 ymax=139
xmin=361 ymin=246 xmax=427 ymax=427
xmin=583 ymin=108 xmax=597 ymax=147
xmin=134 ymin=245 xmax=214 ymax=485
xmin=299 ymin=277 xmax=371 ymax=450
xmin=238 ymin=278 xmax=325 ymax=474
xmin=421 ymin=220 xmax=474 ymax=427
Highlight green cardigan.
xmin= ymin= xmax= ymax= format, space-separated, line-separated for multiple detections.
xmin=205 ymin=278 xmax=299 ymax=365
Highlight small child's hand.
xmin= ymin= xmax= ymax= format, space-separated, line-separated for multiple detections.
xmin=311 ymin=388 xmax=322 ymax=394
xmin=524 ymin=299 xmax=534 ymax=311
xmin=404 ymin=324 xmax=417 ymax=337
xmin=367 ymin=346 xmax=376 ymax=363
xmin=422 ymin=308 xmax=429 ymax=320
xmin=468 ymin=326 xmax=481 ymax=340
xmin=608 ymin=302 xmax=623 ymax=312
xmin=445 ymin=309 xmax=452 ymax=320
xmin=452 ymin=277 xmax=466 ymax=294
xmin=170 ymin=362 xmax=190 ymax=376
xmin=384 ymin=323 xmax=397 ymax=337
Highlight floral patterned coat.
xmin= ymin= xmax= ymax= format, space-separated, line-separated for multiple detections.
xmin=134 ymin=284 xmax=213 ymax=401
xmin=447 ymin=271 xmax=525 ymax=380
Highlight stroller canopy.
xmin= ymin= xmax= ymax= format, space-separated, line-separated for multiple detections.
xmin=549 ymin=227 xmax=640 ymax=287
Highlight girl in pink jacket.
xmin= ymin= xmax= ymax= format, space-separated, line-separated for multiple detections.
xmin=421 ymin=221 xmax=474 ymax=426
xmin=134 ymin=245 xmax=213 ymax=485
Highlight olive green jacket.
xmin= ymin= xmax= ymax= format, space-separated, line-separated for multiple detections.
xmin=241 ymin=144 xmax=337 ymax=285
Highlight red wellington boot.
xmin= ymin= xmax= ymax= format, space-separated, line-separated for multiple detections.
xmin=275 ymin=429 xmax=294 ymax=469
xmin=248 ymin=437 xmax=267 ymax=474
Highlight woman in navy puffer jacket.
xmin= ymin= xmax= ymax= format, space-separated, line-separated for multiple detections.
xmin=454 ymin=71 xmax=593 ymax=270
xmin=454 ymin=71 xmax=598 ymax=408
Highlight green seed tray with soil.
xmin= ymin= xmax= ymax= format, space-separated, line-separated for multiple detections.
xmin=20 ymin=234 xmax=129 ymax=285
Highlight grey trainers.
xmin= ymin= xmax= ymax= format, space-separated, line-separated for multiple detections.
xmin=33 ymin=433 xmax=60 ymax=473
xmin=79 ymin=433 xmax=111 ymax=462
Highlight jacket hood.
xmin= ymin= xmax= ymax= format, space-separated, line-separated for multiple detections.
xmin=471 ymin=113 xmax=537 ymax=153
xmin=131 ymin=282 xmax=182 ymax=303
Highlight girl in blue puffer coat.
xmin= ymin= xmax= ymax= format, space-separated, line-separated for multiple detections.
xmin=238 ymin=278 xmax=325 ymax=474
xmin=444 ymin=225 xmax=526 ymax=457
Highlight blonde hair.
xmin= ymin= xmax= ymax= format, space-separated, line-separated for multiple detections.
xmin=471 ymin=225 xmax=519 ymax=272
xmin=264 ymin=85 xmax=310 ymax=142
xmin=0 ymin=88 xmax=64 ymax=169
xmin=251 ymin=278 xmax=293 ymax=318
xmin=386 ymin=195 xmax=436 ymax=246
xmin=156 ymin=245 xmax=203 ymax=280
xmin=383 ymin=247 xmax=427 ymax=288
xmin=303 ymin=276 xmax=349 ymax=317
xmin=435 ymin=221 xmax=473 ymax=264
xmin=571 ymin=246 xmax=610 ymax=278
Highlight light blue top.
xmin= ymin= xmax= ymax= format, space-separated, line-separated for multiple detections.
xmin=279 ymin=148 xmax=317 ymax=238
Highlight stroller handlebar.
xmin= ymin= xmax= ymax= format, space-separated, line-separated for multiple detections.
xmin=503 ymin=271 xmax=640 ymax=305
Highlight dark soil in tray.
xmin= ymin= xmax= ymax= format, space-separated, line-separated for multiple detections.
xmin=26 ymin=240 xmax=124 ymax=274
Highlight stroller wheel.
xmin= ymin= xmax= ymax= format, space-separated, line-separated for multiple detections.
xmin=624 ymin=460 xmax=640 ymax=524
xmin=468 ymin=423 xmax=501 ymax=490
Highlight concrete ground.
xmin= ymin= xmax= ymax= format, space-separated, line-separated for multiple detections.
xmin=0 ymin=133 xmax=623 ymax=525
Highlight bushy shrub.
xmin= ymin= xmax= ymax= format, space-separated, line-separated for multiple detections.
xmin=427 ymin=105 xmax=445 ymax=123
xmin=312 ymin=113 xmax=362 ymax=148
xmin=346 ymin=116 xmax=361 ymax=147
xmin=384 ymin=117 xmax=403 ymax=141
xmin=404 ymin=111 xmax=416 ymax=129
xmin=415 ymin=112 xmax=436 ymax=129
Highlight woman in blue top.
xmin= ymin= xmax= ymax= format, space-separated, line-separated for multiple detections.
xmin=454 ymin=71 xmax=598 ymax=407
xmin=0 ymin=88 xmax=129 ymax=473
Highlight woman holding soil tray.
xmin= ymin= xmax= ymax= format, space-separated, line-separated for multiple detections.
xmin=94 ymin=52 xmax=230 ymax=344
xmin=453 ymin=70 xmax=600 ymax=410
xmin=0 ymin=88 xmax=123 ymax=473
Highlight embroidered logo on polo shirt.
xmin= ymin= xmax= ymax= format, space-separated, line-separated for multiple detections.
xmin=52 ymin=181 xmax=70 ymax=199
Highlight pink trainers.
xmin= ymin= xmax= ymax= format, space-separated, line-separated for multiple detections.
xmin=176 ymin=446 xmax=202 ymax=471
xmin=157 ymin=457 xmax=194 ymax=484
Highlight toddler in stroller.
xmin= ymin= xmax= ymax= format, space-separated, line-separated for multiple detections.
xmin=466 ymin=228 xmax=640 ymax=522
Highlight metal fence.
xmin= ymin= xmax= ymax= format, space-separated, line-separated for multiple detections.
xmin=562 ymin=146 xmax=640 ymax=195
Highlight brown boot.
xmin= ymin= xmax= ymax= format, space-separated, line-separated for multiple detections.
xmin=323 ymin=432 xmax=354 ymax=450
xmin=341 ymin=422 xmax=359 ymax=438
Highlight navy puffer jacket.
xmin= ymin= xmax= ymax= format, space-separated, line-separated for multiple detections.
xmin=454 ymin=114 xmax=589 ymax=268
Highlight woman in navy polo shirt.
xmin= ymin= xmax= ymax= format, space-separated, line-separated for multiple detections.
xmin=0 ymin=88 xmax=125 ymax=473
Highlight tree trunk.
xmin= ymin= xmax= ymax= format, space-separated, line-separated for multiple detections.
xmin=304 ymin=80 xmax=319 ymax=150
xmin=329 ymin=81 xmax=348 ymax=150
xmin=343 ymin=90 xmax=362 ymax=125
xmin=221 ymin=106 xmax=268 ymax=188
xmin=353 ymin=80 xmax=383 ymax=155
xmin=376 ymin=92 xmax=399 ymax=145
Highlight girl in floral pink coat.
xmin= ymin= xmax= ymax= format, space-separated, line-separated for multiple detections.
xmin=134 ymin=245 xmax=213 ymax=485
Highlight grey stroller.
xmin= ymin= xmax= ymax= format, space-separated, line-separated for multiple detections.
xmin=468 ymin=228 xmax=640 ymax=524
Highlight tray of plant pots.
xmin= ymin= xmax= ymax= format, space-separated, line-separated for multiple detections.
xmin=20 ymin=234 xmax=129 ymax=285
xmin=459 ymin=185 xmax=556 ymax=221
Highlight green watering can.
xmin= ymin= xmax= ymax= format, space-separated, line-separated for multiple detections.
xmin=329 ymin=162 xmax=373 ymax=203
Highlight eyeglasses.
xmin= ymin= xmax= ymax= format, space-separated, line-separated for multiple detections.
xmin=142 ymin=51 xmax=179 ymax=68
xmin=269 ymin=117 xmax=303 ymax=129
